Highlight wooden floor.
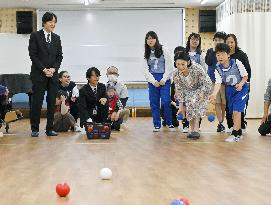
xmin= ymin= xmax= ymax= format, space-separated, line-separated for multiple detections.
xmin=0 ymin=118 xmax=271 ymax=205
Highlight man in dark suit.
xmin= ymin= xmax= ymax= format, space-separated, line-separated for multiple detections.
xmin=28 ymin=12 xmax=63 ymax=137
xmin=79 ymin=67 xmax=109 ymax=127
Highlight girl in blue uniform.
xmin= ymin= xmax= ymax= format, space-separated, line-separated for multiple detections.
xmin=185 ymin=33 xmax=208 ymax=72
xmin=143 ymin=31 xmax=174 ymax=132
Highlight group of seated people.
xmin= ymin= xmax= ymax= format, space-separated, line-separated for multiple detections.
xmin=0 ymin=67 xmax=271 ymax=136
xmin=52 ymin=66 xmax=130 ymax=133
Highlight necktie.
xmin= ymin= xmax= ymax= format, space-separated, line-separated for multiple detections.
xmin=47 ymin=33 xmax=51 ymax=44
xmin=93 ymin=88 xmax=97 ymax=95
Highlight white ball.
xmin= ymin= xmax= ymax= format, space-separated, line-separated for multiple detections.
xmin=0 ymin=132 xmax=3 ymax=138
xmin=100 ymin=168 xmax=112 ymax=180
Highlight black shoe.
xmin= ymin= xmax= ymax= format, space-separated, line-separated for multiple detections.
xmin=162 ymin=121 xmax=166 ymax=127
xmin=217 ymin=123 xmax=225 ymax=132
xmin=187 ymin=132 xmax=200 ymax=140
xmin=31 ymin=131 xmax=39 ymax=137
xmin=241 ymin=120 xmax=247 ymax=129
xmin=45 ymin=130 xmax=58 ymax=136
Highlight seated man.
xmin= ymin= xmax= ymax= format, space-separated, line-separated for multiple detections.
xmin=79 ymin=67 xmax=108 ymax=127
xmin=258 ymin=79 xmax=271 ymax=135
xmin=107 ymin=85 xmax=123 ymax=131
xmin=53 ymin=90 xmax=80 ymax=132
xmin=0 ymin=85 xmax=8 ymax=134
xmin=0 ymin=85 xmax=9 ymax=118
xmin=106 ymin=66 xmax=129 ymax=122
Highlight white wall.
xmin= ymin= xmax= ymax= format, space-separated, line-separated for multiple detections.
xmin=217 ymin=12 xmax=271 ymax=118
xmin=0 ymin=33 xmax=31 ymax=74
xmin=37 ymin=9 xmax=183 ymax=83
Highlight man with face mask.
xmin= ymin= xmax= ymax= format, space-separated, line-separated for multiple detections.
xmin=106 ymin=66 xmax=129 ymax=123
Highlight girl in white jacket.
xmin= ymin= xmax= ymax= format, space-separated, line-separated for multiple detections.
xmin=143 ymin=31 xmax=174 ymax=132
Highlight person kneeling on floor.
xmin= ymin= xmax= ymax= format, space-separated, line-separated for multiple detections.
xmin=79 ymin=67 xmax=109 ymax=127
xmin=258 ymin=79 xmax=271 ymax=136
xmin=107 ymin=85 xmax=123 ymax=131
xmin=53 ymin=90 xmax=80 ymax=132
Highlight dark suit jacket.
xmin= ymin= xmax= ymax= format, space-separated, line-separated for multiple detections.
xmin=28 ymin=29 xmax=63 ymax=82
xmin=79 ymin=83 xmax=108 ymax=126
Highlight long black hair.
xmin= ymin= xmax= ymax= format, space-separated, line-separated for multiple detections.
xmin=185 ymin=32 xmax=202 ymax=54
xmin=226 ymin=34 xmax=240 ymax=52
xmin=144 ymin=31 xmax=163 ymax=60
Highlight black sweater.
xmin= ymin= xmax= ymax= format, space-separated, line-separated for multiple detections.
xmin=230 ymin=49 xmax=251 ymax=82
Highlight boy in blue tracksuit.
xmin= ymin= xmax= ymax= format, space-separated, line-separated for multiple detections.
xmin=205 ymin=31 xmax=227 ymax=132
xmin=143 ymin=31 xmax=174 ymax=132
xmin=209 ymin=43 xmax=248 ymax=142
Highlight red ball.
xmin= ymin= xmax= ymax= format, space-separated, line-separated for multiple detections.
xmin=56 ymin=183 xmax=70 ymax=197
xmin=103 ymin=125 xmax=109 ymax=132
xmin=180 ymin=197 xmax=190 ymax=205
xmin=87 ymin=126 xmax=93 ymax=133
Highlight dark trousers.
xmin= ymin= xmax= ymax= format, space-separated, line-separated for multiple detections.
xmin=30 ymin=78 xmax=57 ymax=131
xmin=110 ymin=118 xmax=123 ymax=130
xmin=92 ymin=104 xmax=109 ymax=123
xmin=258 ymin=114 xmax=271 ymax=136
xmin=161 ymin=105 xmax=179 ymax=127
xmin=70 ymin=103 xmax=79 ymax=122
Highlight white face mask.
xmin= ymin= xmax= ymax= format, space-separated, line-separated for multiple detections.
xmin=107 ymin=74 xmax=118 ymax=82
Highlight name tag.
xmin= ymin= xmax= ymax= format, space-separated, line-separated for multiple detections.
xmin=93 ymin=106 xmax=97 ymax=116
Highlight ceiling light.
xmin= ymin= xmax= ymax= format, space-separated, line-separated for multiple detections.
xmin=84 ymin=0 xmax=89 ymax=6
xmin=201 ymin=0 xmax=208 ymax=4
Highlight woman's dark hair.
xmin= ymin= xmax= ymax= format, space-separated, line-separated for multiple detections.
xmin=144 ymin=31 xmax=163 ymax=59
xmin=42 ymin=12 xmax=57 ymax=27
xmin=213 ymin=31 xmax=227 ymax=41
xmin=226 ymin=34 xmax=240 ymax=52
xmin=215 ymin=43 xmax=230 ymax=54
xmin=56 ymin=90 xmax=68 ymax=99
xmin=174 ymin=46 xmax=186 ymax=55
xmin=86 ymin=67 xmax=101 ymax=79
xmin=185 ymin=32 xmax=201 ymax=53
xmin=174 ymin=51 xmax=191 ymax=68
xmin=59 ymin=71 xmax=68 ymax=79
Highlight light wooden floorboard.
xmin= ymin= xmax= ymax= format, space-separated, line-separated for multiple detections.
xmin=0 ymin=118 xmax=271 ymax=205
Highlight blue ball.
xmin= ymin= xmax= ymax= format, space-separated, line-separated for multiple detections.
xmin=170 ymin=199 xmax=185 ymax=205
xmin=208 ymin=114 xmax=215 ymax=122
xmin=177 ymin=113 xmax=183 ymax=120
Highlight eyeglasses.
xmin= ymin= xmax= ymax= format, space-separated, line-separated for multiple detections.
xmin=108 ymin=72 xmax=119 ymax=76
xmin=191 ymin=38 xmax=199 ymax=42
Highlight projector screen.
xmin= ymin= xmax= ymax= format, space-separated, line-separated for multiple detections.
xmin=0 ymin=33 xmax=31 ymax=74
xmin=37 ymin=9 xmax=183 ymax=83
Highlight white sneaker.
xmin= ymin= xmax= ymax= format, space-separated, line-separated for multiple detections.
xmin=153 ymin=127 xmax=160 ymax=132
xmin=225 ymin=135 xmax=240 ymax=142
xmin=226 ymin=127 xmax=233 ymax=133
xmin=182 ymin=127 xmax=189 ymax=133
xmin=242 ymin=128 xmax=246 ymax=134
xmin=73 ymin=125 xmax=81 ymax=132
xmin=167 ymin=125 xmax=176 ymax=132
